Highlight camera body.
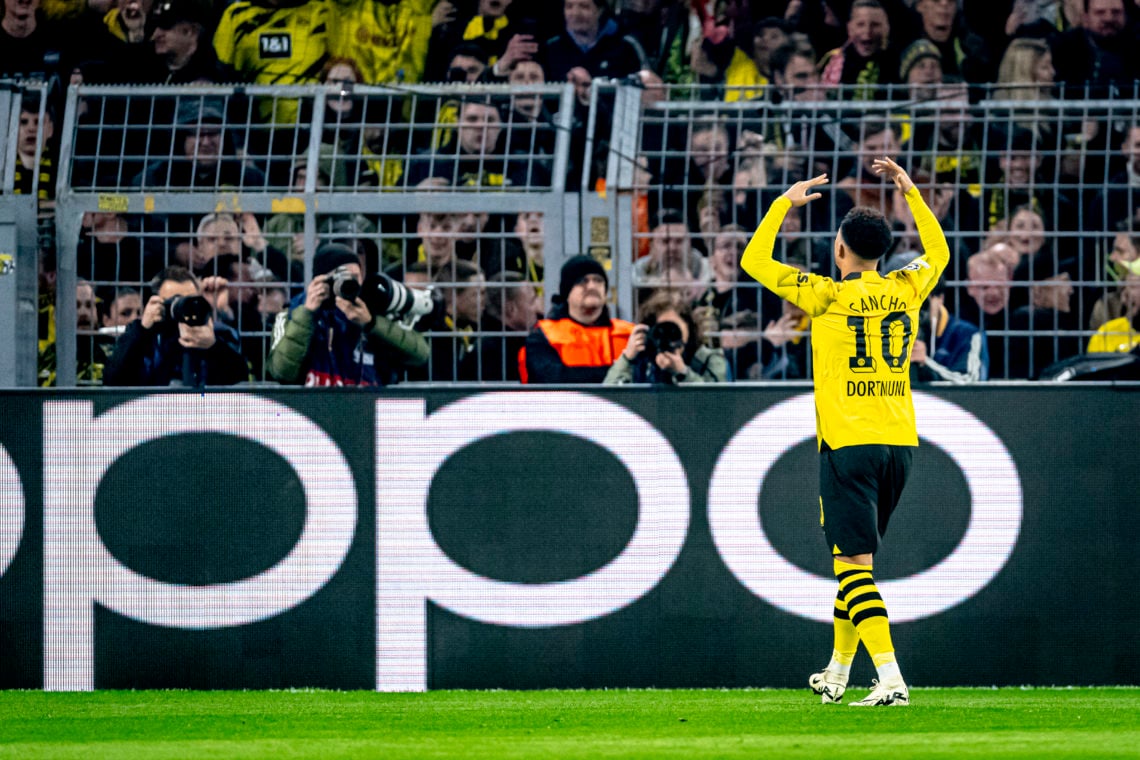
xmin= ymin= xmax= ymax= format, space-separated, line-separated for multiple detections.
xmin=164 ymin=294 xmax=212 ymax=327
xmin=642 ymin=320 xmax=686 ymax=385
xmin=324 ymin=265 xmax=361 ymax=307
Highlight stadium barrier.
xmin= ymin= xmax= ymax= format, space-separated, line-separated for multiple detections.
xmin=0 ymin=81 xmax=52 ymax=388
xmin=2 ymin=82 xmax=1138 ymax=384
xmin=0 ymin=385 xmax=1135 ymax=690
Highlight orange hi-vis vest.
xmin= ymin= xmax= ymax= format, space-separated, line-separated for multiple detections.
xmin=519 ymin=317 xmax=635 ymax=383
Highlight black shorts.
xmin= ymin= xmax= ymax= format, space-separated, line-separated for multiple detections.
xmin=819 ymin=443 xmax=913 ymax=556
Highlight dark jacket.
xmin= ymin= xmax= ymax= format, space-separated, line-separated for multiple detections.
xmin=541 ymin=18 xmax=646 ymax=83
xmin=104 ymin=319 xmax=249 ymax=386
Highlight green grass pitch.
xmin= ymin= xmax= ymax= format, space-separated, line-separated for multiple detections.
xmin=1 ymin=688 xmax=1137 ymax=759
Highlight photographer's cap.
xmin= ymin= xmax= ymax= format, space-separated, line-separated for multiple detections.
xmin=313 ymin=242 xmax=359 ymax=277
xmin=558 ymin=254 xmax=607 ymax=301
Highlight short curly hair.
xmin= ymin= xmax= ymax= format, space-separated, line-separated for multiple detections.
xmin=839 ymin=207 xmax=893 ymax=262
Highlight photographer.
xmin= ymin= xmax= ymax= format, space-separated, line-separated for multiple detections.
xmin=104 ymin=267 xmax=250 ymax=387
xmin=605 ymin=290 xmax=728 ymax=385
xmin=267 ymin=244 xmax=430 ymax=386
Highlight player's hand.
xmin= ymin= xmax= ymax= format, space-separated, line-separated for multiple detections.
xmin=781 ymin=174 xmax=828 ymax=207
xmin=911 ymin=338 xmax=928 ymax=365
xmin=623 ymin=324 xmax=648 ymax=360
xmin=872 ymin=157 xmax=915 ymax=195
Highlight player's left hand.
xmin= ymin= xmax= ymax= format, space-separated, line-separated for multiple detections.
xmin=781 ymin=174 xmax=828 ymax=207
xmin=872 ymin=157 xmax=915 ymax=195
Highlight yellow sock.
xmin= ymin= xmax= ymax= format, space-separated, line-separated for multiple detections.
xmin=834 ymin=559 xmax=896 ymax=670
xmin=828 ymin=588 xmax=858 ymax=677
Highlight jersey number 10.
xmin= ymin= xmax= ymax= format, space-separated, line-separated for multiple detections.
xmin=847 ymin=312 xmax=913 ymax=374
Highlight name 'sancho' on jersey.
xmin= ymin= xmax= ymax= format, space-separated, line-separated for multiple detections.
xmin=846 ymin=293 xmax=908 ymax=315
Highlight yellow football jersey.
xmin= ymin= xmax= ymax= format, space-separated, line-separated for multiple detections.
xmin=742 ymin=188 xmax=950 ymax=450
xmin=326 ymin=0 xmax=432 ymax=85
xmin=213 ymin=0 xmax=330 ymax=121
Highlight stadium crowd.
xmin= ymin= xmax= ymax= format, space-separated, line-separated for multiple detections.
xmin=4 ymin=0 xmax=1140 ymax=385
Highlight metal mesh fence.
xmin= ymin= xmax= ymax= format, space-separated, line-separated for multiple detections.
xmin=21 ymin=81 xmax=1140 ymax=385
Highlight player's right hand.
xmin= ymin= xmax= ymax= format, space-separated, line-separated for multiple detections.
xmin=781 ymin=174 xmax=828 ymax=207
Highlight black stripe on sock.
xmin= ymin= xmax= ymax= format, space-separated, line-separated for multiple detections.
xmin=851 ymin=606 xmax=889 ymax=627
xmin=833 ymin=606 xmax=849 ymax=621
xmin=835 ymin=568 xmax=870 ymax=583
xmin=845 ymin=590 xmax=884 ymax=611
xmin=841 ymin=577 xmax=875 ymax=596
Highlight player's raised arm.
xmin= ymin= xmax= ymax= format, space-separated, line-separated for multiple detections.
xmin=741 ymin=174 xmax=834 ymax=316
xmin=872 ymin=157 xmax=950 ymax=298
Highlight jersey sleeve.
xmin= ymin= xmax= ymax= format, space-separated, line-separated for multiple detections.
xmin=894 ymin=186 xmax=951 ymax=301
xmin=741 ymin=196 xmax=836 ymax=317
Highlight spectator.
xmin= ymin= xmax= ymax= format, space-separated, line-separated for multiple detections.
xmin=763 ymin=44 xmax=855 ymax=186
xmin=89 ymin=0 xmax=156 ymax=82
xmin=1008 ymin=253 xmax=1080 ymax=378
xmin=406 ymin=98 xmax=542 ymax=188
xmin=749 ymin=17 xmax=793 ymax=83
xmin=0 ymin=0 xmax=66 ymax=80
xmin=501 ymin=60 xmax=557 ymax=175
xmin=898 ymin=38 xmax=942 ymax=101
xmin=693 ymin=224 xmax=760 ymax=378
xmin=994 ymin=37 xmax=1056 ymax=102
xmin=1090 ymin=124 xmax=1140 ymax=232
xmin=77 ymin=212 xmax=161 ymax=290
xmin=1050 ymin=0 xmax=1138 ymax=97
xmin=409 ymin=209 xmax=459 ymax=276
xmin=1086 ymin=269 xmax=1140 ymax=352
xmin=818 ymin=0 xmax=899 ymax=101
xmin=757 ymin=294 xmax=812 ymax=380
xmin=327 ymin=0 xmax=432 ymax=86
xmin=541 ymin=0 xmax=646 ymax=84
xmin=213 ymin=0 xmax=329 ymax=122
xmin=510 ymin=211 xmax=546 ymax=292
xmin=459 ymin=271 xmax=541 ymax=380
xmin=963 ymin=247 xmax=1014 ymax=378
xmin=101 ymin=287 xmax=143 ymax=329
xmin=522 ymin=254 xmax=634 ymax=383
xmin=606 ymin=289 xmax=727 ymax=383
xmin=266 ymin=243 xmax=430 ymax=386
xmin=134 ymin=99 xmax=267 ymax=190
xmin=414 ymin=260 xmax=486 ymax=381
xmin=150 ymin=0 xmax=220 ymax=83
xmin=659 ymin=117 xmax=734 ymax=233
xmin=910 ymin=0 xmax=992 ymax=83
xmin=980 ymin=126 xmax=1075 ymax=234
xmin=834 ymin=121 xmax=901 ymax=218
xmin=427 ymin=0 xmax=538 ymax=82
xmin=1048 ymin=0 xmax=1140 ymax=97
xmin=13 ymin=96 xmax=55 ymax=203
xmin=633 ymin=209 xmax=713 ymax=299
xmin=104 ymin=266 xmax=250 ymax=386
xmin=1091 ymin=225 xmax=1140 ymax=328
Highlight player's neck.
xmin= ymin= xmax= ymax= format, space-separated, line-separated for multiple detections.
xmin=838 ymin=261 xmax=878 ymax=280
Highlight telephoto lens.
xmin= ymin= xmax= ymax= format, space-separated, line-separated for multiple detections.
xmin=166 ymin=295 xmax=212 ymax=326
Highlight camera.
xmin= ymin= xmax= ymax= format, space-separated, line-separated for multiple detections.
xmin=359 ymin=272 xmax=434 ymax=329
xmin=643 ymin=320 xmax=686 ymax=385
xmin=647 ymin=320 xmax=685 ymax=356
xmin=325 ymin=265 xmax=361 ymax=303
xmin=164 ymin=294 xmax=212 ymax=327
